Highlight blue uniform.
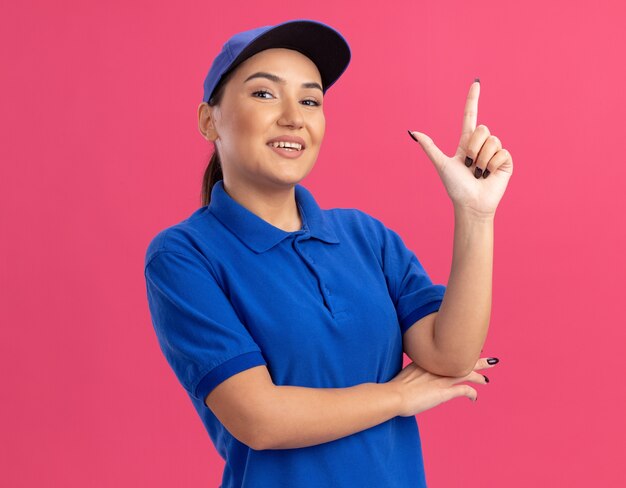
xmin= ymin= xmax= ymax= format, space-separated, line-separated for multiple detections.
xmin=144 ymin=179 xmax=446 ymax=487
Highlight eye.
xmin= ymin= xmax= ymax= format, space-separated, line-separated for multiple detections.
xmin=251 ymin=90 xmax=321 ymax=107
xmin=252 ymin=89 xmax=274 ymax=99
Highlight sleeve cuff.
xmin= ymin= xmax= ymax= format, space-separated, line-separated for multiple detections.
xmin=399 ymin=298 xmax=444 ymax=335
xmin=194 ymin=350 xmax=267 ymax=403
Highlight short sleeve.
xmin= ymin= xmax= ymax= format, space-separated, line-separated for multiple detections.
xmin=144 ymin=250 xmax=267 ymax=404
xmin=379 ymin=223 xmax=447 ymax=335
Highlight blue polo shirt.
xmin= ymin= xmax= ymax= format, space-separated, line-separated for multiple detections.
xmin=144 ymin=179 xmax=446 ymax=488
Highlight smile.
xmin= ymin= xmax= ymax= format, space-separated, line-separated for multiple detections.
xmin=266 ymin=143 xmax=305 ymax=159
xmin=267 ymin=141 xmax=303 ymax=151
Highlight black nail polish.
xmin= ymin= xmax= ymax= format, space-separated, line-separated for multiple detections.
xmin=407 ymin=130 xmax=419 ymax=143
xmin=483 ymin=375 xmax=489 ymax=383
xmin=474 ymin=77 xmax=480 ymax=84
xmin=474 ymin=167 xmax=483 ymax=178
xmin=482 ymin=169 xmax=490 ymax=178
xmin=487 ymin=358 xmax=499 ymax=365
xmin=464 ymin=156 xmax=473 ymax=167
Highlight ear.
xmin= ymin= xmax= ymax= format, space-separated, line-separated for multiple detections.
xmin=197 ymin=102 xmax=219 ymax=141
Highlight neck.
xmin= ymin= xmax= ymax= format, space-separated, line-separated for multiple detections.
xmin=222 ymin=179 xmax=302 ymax=232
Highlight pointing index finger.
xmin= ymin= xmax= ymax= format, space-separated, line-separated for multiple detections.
xmin=461 ymin=79 xmax=480 ymax=138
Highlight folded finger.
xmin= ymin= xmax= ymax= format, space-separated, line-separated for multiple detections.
xmin=444 ymin=384 xmax=478 ymax=403
xmin=482 ymin=148 xmax=510 ymax=178
xmin=464 ymin=124 xmax=490 ymax=169
xmin=447 ymin=370 xmax=489 ymax=386
xmin=473 ymin=357 xmax=500 ymax=370
xmin=474 ymin=135 xmax=502 ymax=178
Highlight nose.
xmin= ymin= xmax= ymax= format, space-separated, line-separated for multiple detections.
xmin=277 ymin=96 xmax=304 ymax=129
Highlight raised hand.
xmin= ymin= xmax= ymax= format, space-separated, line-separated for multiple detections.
xmin=409 ymin=80 xmax=513 ymax=219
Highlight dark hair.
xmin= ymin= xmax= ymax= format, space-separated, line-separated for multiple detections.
xmin=201 ymin=68 xmax=237 ymax=206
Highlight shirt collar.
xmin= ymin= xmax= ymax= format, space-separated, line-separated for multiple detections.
xmin=208 ymin=180 xmax=340 ymax=253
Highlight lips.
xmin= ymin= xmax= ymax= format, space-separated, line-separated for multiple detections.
xmin=266 ymin=135 xmax=306 ymax=149
xmin=266 ymin=143 xmax=305 ymax=159
xmin=267 ymin=141 xmax=303 ymax=151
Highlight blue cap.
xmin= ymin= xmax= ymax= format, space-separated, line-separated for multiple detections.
xmin=202 ymin=19 xmax=351 ymax=103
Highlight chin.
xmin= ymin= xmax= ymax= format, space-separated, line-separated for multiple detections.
xmin=265 ymin=168 xmax=314 ymax=188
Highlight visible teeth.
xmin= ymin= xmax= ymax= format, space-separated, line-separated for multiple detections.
xmin=268 ymin=141 xmax=302 ymax=150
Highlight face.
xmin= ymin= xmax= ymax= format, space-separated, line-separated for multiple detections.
xmin=199 ymin=48 xmax=325 ymax=191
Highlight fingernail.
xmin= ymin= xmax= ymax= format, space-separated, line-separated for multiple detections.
xmin=487 ymin=357 xmax=499 ymax=365
xmin=474 ymin=77 xmax=480 ymax=84
xmin=482 ymin=169 xmax=490 ymax=178
xmin=407 ymin=130 xmax=419 ymax=143
xmin=464 ymin=156 xmax=473 ymax=167
xmin=474 ymin=167 xmax=483 ymax=178
xmin=483 ymin=375 xmax=489 ymax=383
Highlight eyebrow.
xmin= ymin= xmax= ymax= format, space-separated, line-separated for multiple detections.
xmin=243 ymin=72 xmax=323 ymax=92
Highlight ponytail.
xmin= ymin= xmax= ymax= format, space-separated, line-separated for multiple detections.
xmin=201 ymin=150 xmax=223 ymax=206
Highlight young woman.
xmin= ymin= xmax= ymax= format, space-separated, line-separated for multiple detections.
xmin=144 ymin=18 xmax=512 ymax=488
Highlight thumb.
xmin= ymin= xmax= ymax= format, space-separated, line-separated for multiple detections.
xmin=409 ymin=130 xmax=446 ymax=171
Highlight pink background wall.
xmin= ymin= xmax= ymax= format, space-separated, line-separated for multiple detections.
xmin=2 ymin=0 xmax=625 ymax=486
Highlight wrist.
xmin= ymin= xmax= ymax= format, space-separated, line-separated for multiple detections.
xmin=453 ymin=204 xmax=495 ymax=223
xmin=383 ymin=380 xmax=404 ymax=417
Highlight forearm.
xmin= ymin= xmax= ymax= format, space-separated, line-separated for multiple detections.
xmin=256 ymin=382 xmax=401 ymax=450
xmin=434 ymin=206 xmax=494 ymax=375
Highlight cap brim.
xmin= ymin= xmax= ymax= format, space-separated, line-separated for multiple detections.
xmin=226 ymin=19 xmax=351 ymax=94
